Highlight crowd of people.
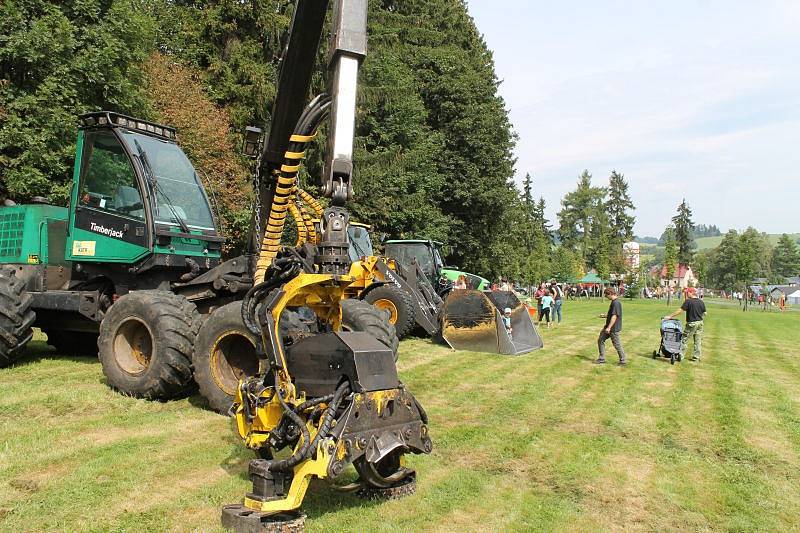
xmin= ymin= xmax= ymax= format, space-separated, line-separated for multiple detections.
xmin=478 ymin=277 xmax=709 ymax=366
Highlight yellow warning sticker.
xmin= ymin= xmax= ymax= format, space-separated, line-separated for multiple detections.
xmin=72 ymin=241 xmax=96 ymax=257
xmin=27 ymin=254 xmax=39 ymax=264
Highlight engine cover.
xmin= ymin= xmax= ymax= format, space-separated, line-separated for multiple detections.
xmin=286 ymin=331 xmax=399 ymax=397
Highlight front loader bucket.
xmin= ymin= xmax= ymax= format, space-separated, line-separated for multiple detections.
xmin=441 ymin=290 xmax=543 ymax=355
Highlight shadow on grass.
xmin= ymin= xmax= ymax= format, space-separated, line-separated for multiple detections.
xmin=10 ymin=340 xmax=99 ymax=368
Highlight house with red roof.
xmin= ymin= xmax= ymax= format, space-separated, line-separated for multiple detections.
xmin=660 ymin=264 xmax=696 ymax=289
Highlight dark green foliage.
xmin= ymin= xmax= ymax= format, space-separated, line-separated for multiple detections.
xmin=694 ymin=224 xmax=722 ymax=238
xmin=663 ymin=226 xmax=677 ymax=280
xmin=707 ymin=230 xmax=739 ymax=291
xmin=736 ymin=227 xmax=766 ymax=286
xmin=557 ymin=170 xmax=606 ymax=268
xmin=693 ymin=250 xmax=709 ymax=285
xmin=606 ymin=170 xmax=635 ymax=272
xmin=0 ymin=0 xmax=155 ymax=203
xmin=549 ymin=246 xmax=580 ymax=282
xmin=391 ymin=0 xmax=518 ymax=277
xmin=671 ymin=199 xmax=695 ymax=265
xmin=771 ymin=233 xmax=800 ymax=278
xmin=607 ymin=170 xmax=635 ymax=241
xmin=705 ymin=228 xmax=773 ymax=291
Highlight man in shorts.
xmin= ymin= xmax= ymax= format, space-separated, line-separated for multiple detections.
xmin=595 ymin=287 xmax=626 ymax=366
xmin=664 ymin=286 xmax=707 ymax=362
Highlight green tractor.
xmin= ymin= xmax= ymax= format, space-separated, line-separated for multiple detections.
xmin=0 ymin=112 xmax=258 ymax=398
xmin=384 ymin=239 xmax=490 ymax=293
xmin=384 ymin=239 xmax=542 ymax=355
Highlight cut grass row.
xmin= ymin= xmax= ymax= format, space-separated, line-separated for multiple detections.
xmin=1 ymin=299 xmax=798 ymax=531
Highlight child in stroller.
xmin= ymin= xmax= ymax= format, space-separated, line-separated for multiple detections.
xmin=653 ymin=318 xmax=683 ymax=364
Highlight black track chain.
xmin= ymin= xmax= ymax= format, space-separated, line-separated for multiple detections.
xmin=356 ymin=473 xmax=417 ymax=501
xmin=221 ymin=505 xmax=305 ymax=533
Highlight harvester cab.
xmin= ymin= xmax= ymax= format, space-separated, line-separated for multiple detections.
xmin=384 ymin=239 xmax=542 ymax=356
xmin=67 ymin=112 xmax=221 ymax=266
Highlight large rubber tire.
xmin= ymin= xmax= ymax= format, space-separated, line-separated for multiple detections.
xmin=43 ymin=329 xmax=99 ymax=356
xmin=363 ymin=284 xmax=415 ymax=339
xmin=193 ymin=301 xmax=311 ymax=415
xmin=193 ymin=301 xmax=261 ymax=414
xmin=98 ymin=290 xmax=200 ymax=400
xmin=341 ymin=298 xmax=399 ymax=359
xmin=0 ymin=268 xmax=35 ymax=368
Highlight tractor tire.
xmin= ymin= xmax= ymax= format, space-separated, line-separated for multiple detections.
xmin=363 ymin=284 xmax=415 ymax=339
xmin=0 ymin=268 xmax=35 ymax=368
xmin=98 ymin=290 xmax=200 ymax=400
xmin=193 ymin=301 xmax=311 ymax=415
xmin=341 ymin=298 xmax=399 ymax=360
xmin=44 ymin=329 xmax=99 ymax=357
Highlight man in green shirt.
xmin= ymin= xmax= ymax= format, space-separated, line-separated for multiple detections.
xmin=664 ymin=287 xmax=707 ymax=362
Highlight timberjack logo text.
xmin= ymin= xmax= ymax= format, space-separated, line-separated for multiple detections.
xmin=90 ymin=221 xmax=124 ymax=238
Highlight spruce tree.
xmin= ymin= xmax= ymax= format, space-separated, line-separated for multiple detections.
xmin=537 ymin=197 xmax=552 ymax=242
xmin=522 ymin=172 xmax=534 ymax=220
xmin=772 ymin=233 xmax=800 ymax=278
xmin=671 ymin=199 xmax=695 ymax=265
xmin=607 ymin=171 xmax=635 ymax=240
xmin=557 ymin=170 xmax=606 ymax=262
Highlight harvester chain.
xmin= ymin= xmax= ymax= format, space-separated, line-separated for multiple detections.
xmin=221 ymin=505 xmax=305 ymax=533
xmin=356 ymin=472 xmax=417 ymax=501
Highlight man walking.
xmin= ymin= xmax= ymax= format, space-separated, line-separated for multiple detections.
xmin=595 ymin=287 xmax=626 ymax=366
xmin=664 ymin=287 xmax=706 ymax=362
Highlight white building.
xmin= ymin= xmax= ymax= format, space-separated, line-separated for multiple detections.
xmin=623 ymin=241 xmax=640 ymax=270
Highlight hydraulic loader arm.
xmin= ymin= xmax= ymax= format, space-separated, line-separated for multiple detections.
xmin=254 ymin=0 xmax=367 ymax=250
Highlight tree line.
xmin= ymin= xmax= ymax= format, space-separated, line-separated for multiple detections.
xmin=0 ymin=0 xmax=520 ymax=276
xmin=656 ymin=198 xmax=799 ymax=291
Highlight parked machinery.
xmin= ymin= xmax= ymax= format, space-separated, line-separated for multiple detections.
xmin=210 ymin=1 xmax=430 ymax=530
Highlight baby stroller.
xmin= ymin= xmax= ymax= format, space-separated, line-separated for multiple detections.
xmin=653 ymin=318 xmax=683 ymax=364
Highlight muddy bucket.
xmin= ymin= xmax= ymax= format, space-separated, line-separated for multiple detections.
xmin=441 ymin=290 xmax=543 ymax=355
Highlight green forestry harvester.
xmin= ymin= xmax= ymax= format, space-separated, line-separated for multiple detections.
xmin=0 ymin=114 xmax=231 ymax=395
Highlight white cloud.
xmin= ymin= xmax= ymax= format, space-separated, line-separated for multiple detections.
xmin=468 ymin=0 xmax=800 ymax=236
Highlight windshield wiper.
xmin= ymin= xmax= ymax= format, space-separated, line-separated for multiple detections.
xmin=134 ymin=139 xmax=191 ymax=234
xmin=348 ymin=234 xmax=369 ymax=258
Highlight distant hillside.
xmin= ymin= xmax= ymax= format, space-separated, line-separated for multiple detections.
xmin=694 ymin=233 xmax=800 ymax=251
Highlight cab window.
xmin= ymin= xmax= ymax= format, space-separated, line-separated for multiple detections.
xmin=80 ymin=132 xmax=144 ymax=220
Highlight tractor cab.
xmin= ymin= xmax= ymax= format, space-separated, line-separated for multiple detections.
xmin=68 ymin=112 xmax=222 ymax=265
xmin=384 ymin=239 xmax=489 ymax=291
xmin=347 ymin=222 xmax=374 ymax=262
xmin=384 ymin=239 xmax=444 ymax=285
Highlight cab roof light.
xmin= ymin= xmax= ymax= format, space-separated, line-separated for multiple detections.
xmin=79 ymin=111 xmax=177 ymax=141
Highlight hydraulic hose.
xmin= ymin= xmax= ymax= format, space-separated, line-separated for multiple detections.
xmin=266 ymin=370 xmax=312 ymax=472
xmin=241 ymin=256 xmax=300 ymax=338
xmin=297 ymin=201 xmax=318 ymax=243
xmin=303 ymin=381 xmax=350 ymax=459
xmin=267 ymin=376 xmax=350 ymax=472
xmin=254 ymin=94 xmax=331 ymax=283
xmin=297 ymin=188 xmax=324 ymax=217
xmin=288 ymin=201 xmax=308 ymax=246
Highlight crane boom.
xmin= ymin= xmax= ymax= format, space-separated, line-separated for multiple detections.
xmin=253 ymin=0 xmax=367 ymax=262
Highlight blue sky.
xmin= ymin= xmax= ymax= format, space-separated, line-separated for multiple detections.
xmin=467 ymin=0 xmax=800 ymax=237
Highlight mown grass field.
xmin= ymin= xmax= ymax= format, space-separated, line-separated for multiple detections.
xmin=2 ymin=299 xmax=799 ymax=532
